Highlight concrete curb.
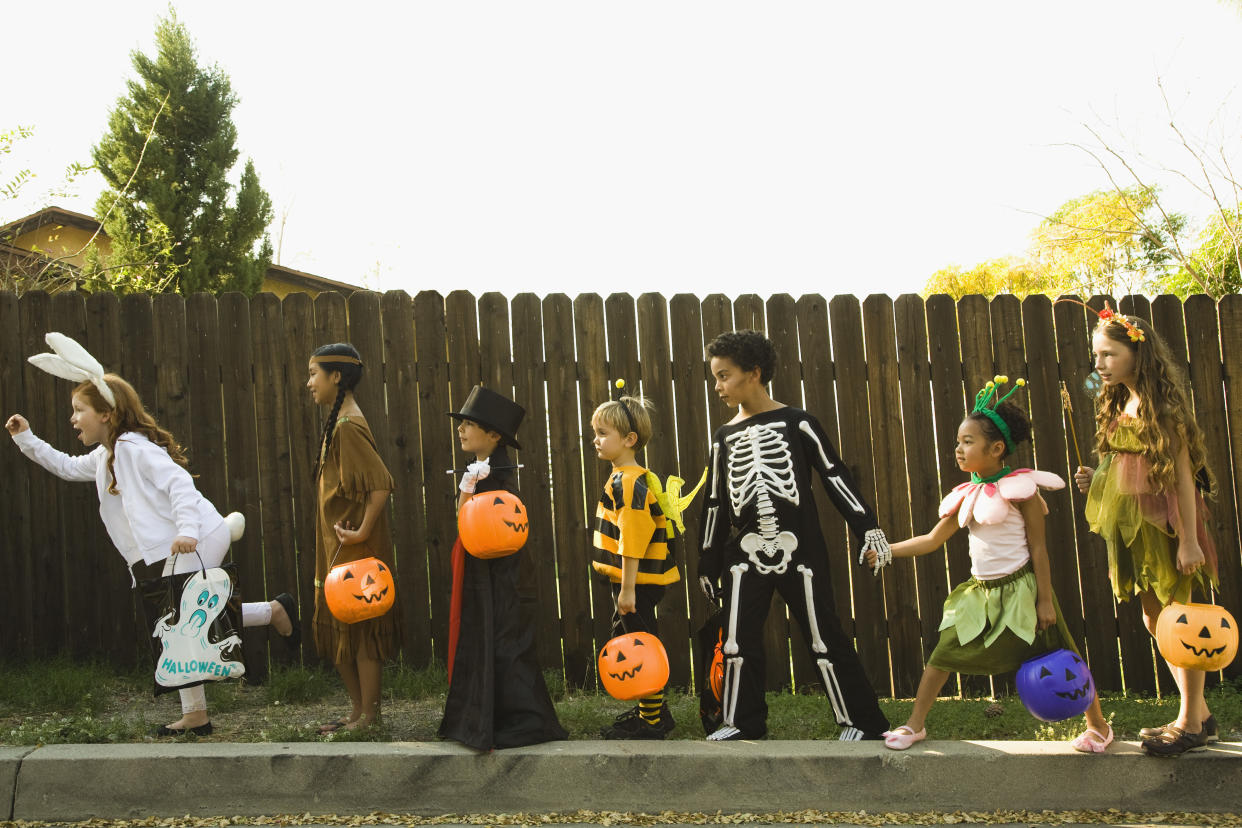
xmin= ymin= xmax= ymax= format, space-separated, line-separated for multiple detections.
xmin=1 ymin=748 xmax=35 ymax=821
xmin=7 ymin=740 xmax=1242 ymax=821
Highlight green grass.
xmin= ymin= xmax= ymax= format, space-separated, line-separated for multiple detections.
xmin=262 ymin=664 xmax=339 ymax=704
xmin=0 ymin=655 xmax=144 ymax=716
xmin=2 ymin=657 xmax=1239 ymax=744
xmin=383 ymin=661 xmax=449 ymax=700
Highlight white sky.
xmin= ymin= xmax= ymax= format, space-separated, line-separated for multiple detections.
xmin=4 ymin=1 xmax=1240 ymax=298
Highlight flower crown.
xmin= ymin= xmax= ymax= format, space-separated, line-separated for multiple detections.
xmin=972 ymin=374 xmax=1027 ymax=453
xmin=1095 ymin=301 xmax=1146 ymax=342
xmin=1059 ymin=298 xmax=1146 ymax=343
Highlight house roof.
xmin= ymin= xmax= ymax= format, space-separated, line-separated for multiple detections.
xmin=1 ymin=206 xmax=363 ymax=295
xmin=0 ymin=206 xmax=102 ymax=240
xmin=265 ymin=264 xmax=361 ymax=296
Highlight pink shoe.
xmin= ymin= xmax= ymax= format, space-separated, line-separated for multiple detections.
xmin=1070 ymin=724 xmax=1114 ymax=754
xmin=882 ymin=725 xmax=926 ymax=750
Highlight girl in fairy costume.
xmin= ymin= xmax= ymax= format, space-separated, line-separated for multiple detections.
xmin=1074 ymin=308 xmax=1219 ymax=757
xmin=867 ymin=376 xmax=1111 ymax=752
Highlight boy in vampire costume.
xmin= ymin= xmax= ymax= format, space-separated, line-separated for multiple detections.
xmin=439 ymin=386 xmax=567 ymax=750
xmin=696 ymin=331 xmax=894 ymax=741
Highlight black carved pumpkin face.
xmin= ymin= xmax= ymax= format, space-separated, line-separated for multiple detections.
xmin=1035 ymin=652 xmax=1092 ymax=702
xmin=1016 ymin=648 xmax=1096 ymax=722
xmin=1157 ymin=602 xmax=1238 ymax=671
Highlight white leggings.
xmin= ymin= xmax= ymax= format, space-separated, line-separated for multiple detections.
xmin=161 ymin=519 xmax=272 ymax=715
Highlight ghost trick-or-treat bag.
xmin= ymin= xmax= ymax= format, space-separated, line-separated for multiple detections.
xmin=138 ymin=554 xmax=246 ymax=695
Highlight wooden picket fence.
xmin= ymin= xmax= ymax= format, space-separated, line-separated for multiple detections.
xmin=1 ymin=289 xmax=1240 ymax=699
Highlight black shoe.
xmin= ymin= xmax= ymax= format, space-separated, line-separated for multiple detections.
xmin=1142 ymin=725 xmax=1207 ymax=757
xmin=155 ymin=721 xmax=213 ymax=737
xmin=601 ymin=707 xmax=671 ymax=740
xmin=273 ymin=592 xmax=301 ymax=650
xmin=1139 ymin=715 xmax=1219 ymax=744
xmin=600 ymin=704 xmax=675 ymax=737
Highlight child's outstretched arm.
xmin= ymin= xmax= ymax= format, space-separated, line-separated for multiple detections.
xmin=7 ymin=414 xmax=100 ymax=482
xmin=865 ymin=515 xmax=957 ymax=571
xmin=1018 ymin=496 xmax=1056 ymax=631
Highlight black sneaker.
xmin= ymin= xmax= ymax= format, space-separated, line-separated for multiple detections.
xmin=1139 ymin=715 xmax=1219 ymax=744
xmin=600 ymin=704 xmax=675 ymax=738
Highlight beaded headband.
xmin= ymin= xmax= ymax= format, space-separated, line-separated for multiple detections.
xmin=310 ymin=354 xmax=363 ymax=366
xmin=972 ymin=374 xmax=1027 ymax=453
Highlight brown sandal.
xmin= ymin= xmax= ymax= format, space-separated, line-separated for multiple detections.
xmin=1142 ymin=725 xmax=1207 ymax=757
xmin=1140 ymin=715 xmax=1219 ymax=743
xmin=317 ymin=717 xmax=351 ymax=734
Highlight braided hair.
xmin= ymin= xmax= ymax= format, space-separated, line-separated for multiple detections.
xmin=311 ymin=343 xmax=364 ymax=480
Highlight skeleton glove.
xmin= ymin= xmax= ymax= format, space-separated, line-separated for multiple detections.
xmin=459 ymin=458 xmax=492 ymax=494
xmin=699 ymin=575 xmax=717 ymax=603
xmin=859 ymin=527 xmax=892 ymax=576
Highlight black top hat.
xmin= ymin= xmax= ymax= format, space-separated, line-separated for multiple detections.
xmin=448 ymin=385 xmax=525 ymax=450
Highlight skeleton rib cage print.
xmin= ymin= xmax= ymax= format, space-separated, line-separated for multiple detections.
xmin=699 ymin=408 xmax=878 ymax=580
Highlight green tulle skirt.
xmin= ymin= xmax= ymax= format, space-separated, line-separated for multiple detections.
xmin=928 ymin=564 xmax=1079 ymax=675
xmin=1085 ymin=451 xmax=1216 ymax=606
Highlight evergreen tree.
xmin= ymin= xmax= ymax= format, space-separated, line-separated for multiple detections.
xmin=88 ymin=12 xmax=273 ymax=295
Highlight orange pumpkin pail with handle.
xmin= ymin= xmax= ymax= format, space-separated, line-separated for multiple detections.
xmin=458 ymin=490 xmax=529 ymax=559
xmin=323 ymin=543 xmax=396 ymax=624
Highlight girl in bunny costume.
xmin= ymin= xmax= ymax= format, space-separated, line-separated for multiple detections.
xmin=7 ymin=333 xmax=300 ymax=736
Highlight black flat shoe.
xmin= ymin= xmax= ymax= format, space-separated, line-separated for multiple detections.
xmin=273 ymin=592 xmax=301 ymax=650
xmin=1142 ymin=725 xmax=1206 ymax=757
xmin=154 ymin=721 xmax=213 ymax=737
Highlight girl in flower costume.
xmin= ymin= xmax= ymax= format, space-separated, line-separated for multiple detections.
xmin=866 ymin=376 xmax=1111 ymax=752
xmin=1074 ymin=308 xmax=1218 ymax=757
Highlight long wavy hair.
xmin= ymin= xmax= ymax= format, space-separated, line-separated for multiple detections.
xmin=311 ymin=343 xmax=364 ymax=480
xmin=73 ymin=375 xmax=190 ymax=495
xmin=1092 ymin=315 xmax=1214 ymax=495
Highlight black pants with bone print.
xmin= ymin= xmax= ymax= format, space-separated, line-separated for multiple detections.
xmin=722 ymin=561 xmax=889 ymax=739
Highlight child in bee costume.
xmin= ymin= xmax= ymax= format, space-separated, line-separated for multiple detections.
xmin=591 ymin=392 xmax=704 ymax=740
xmin=696 ymin=330 xmax=893 ymax=741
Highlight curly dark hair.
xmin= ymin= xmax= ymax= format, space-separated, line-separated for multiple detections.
xmin=706 ymin=330 xmax=776 ymax=385
xmin=967 ymin=401 xmax=1031 ymax=458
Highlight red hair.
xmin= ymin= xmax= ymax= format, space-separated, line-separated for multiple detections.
xmin=73 ymin=374 xmax=190 ymax=495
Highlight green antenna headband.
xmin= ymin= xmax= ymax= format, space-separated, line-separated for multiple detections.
xmin=972 ymin=374 xmax=1027 ymax=453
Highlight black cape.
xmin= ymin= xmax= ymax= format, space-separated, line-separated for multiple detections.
xmin=438 ymin=448 xmax=568 ymax=750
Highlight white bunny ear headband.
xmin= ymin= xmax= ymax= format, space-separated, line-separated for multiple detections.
xmin=27 ymin=332 xmax=117 ymax=408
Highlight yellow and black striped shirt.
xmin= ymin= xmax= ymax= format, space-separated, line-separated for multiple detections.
xmin=591 ymin=465 xmax=679 ymax=586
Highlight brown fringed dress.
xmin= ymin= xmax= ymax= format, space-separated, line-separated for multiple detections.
xmin=312 ymin=414 xmax=402 ymax=663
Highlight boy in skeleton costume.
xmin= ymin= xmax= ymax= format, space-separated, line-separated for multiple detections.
xmin=697 ymin=331 xmax=893 ymax=741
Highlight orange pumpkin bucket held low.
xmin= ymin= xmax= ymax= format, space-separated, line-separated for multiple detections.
xmin=458 ymin=490 xmax=530 ymax=559
xmin=598 ymin=631 xmax=670 ymax=700
xmin=323 ymin=547 xmax=396 ymax=624
xmin=1156 ymin=601 xmax=1238 ymax=672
